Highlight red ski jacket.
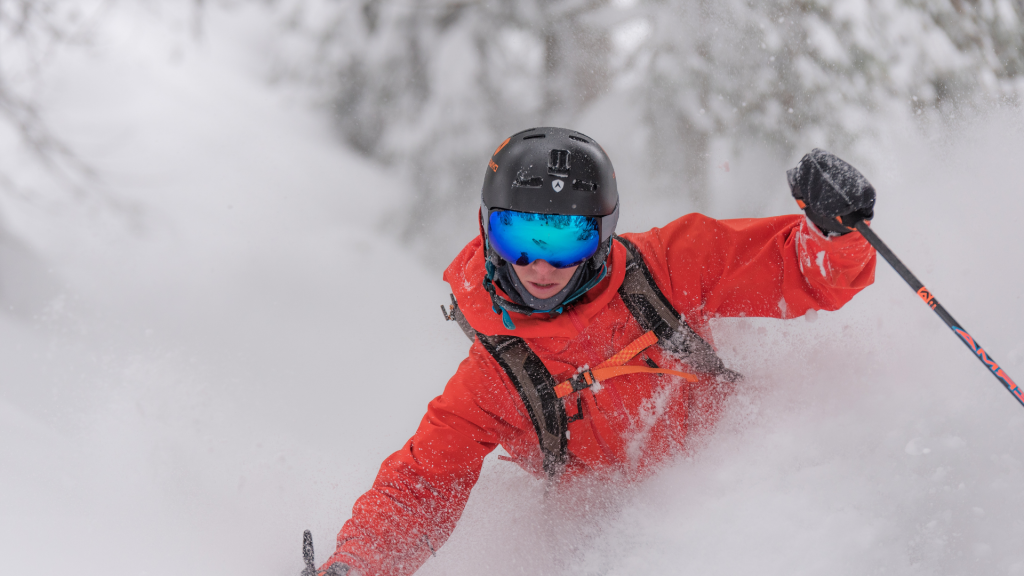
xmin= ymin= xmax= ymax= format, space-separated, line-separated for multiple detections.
xmin=324 ymin=213 xmax=876 ymax=576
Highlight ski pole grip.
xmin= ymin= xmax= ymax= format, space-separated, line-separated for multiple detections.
xmin=303 ymin=530 xmax=315 ymax=573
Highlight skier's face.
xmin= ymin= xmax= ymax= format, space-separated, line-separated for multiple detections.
xmin=512 ymin=259 xmax=579 ymax=300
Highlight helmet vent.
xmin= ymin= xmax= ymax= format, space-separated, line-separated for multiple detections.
xmin=514 ymin=176 xmax=544 ymax=188
xmin=522 ymin=134 xmax=546 ymax=140
xmin=568 ymin=135 xmax=591 ymax=143
xmin=548 ymin=149 xmax=571 ymax=177
xmin=572 ymin=179 xmax=598 ymax=192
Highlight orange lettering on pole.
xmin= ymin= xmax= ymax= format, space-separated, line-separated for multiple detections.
xmin=917 ymin=287 xmax=937 ymax=309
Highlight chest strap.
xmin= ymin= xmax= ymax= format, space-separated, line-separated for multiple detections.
xmin=553 ymin=330 xmax=699 ymax=399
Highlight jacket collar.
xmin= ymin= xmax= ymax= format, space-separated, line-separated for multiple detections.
xmin=443 ymin=235 xmax=628 ymax=339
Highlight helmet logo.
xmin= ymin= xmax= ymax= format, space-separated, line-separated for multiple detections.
xmin=551 ymin=179 xmax=564 ymax=192
xmin=493 ymin=137 xmax=511 ymax=157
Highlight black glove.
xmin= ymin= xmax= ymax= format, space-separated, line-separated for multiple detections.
xmin=300 ymin=562 xmax=350 ymax=576
xmin=787 ymin=148 xmax=875 ymax=236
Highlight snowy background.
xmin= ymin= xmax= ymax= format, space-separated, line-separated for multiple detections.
xmin=1 ymin=1 xmax=1023 ymax=575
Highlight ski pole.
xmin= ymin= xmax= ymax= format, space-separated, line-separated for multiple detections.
xmin=854 ymin=220 xmax=1022 ymax=408
xmin=301 ymin=530 xmax=316 ymax=576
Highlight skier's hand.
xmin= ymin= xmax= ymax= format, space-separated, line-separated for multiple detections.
xmin=787 ymin=149 xmax=875 ymax=236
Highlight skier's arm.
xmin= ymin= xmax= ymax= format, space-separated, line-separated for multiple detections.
xmin=625 ymin=211 xmax=876 ymax=322
xmin=321 ymin=345 xmax=526 ymax=576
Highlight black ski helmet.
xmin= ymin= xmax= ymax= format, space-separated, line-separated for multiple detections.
xmin=478 ymin=128 xmax=619 ymax=328
xmin=481 ymin=127 xmax=619 ymax=248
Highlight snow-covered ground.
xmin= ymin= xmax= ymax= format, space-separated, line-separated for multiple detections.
xmin=2 ymin=4 xmax=1023 ymax=575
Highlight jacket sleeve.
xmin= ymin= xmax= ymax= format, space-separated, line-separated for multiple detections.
xmin=626 ymin=213 xmax=876 ymax=322
xmin=322 ymin=344 xmax=527 ymax=576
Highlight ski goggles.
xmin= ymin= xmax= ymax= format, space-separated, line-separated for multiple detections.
xmin=487 ymin=209 xmax=600 ymax=268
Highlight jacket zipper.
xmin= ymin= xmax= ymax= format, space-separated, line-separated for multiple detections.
xmin=567 ymin=307 xmax=585 ymax=334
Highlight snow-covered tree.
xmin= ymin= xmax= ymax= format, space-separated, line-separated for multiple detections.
xmin=273 ymin=0 xmax=613 ymax=257
xmin=633 ymin=0 xmax=1024 ymax=208
xmin=271 ymin=0 xmax=1023 ymax=252
xmin=0 ymin=0 xmax=95 ymax=197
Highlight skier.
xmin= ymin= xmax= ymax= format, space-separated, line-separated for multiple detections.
xmin=310 ymin=127 xmax=877 ymax=576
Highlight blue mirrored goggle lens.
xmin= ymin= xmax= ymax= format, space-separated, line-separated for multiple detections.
xmin=488 ymin=210 xmax=600 ymax=268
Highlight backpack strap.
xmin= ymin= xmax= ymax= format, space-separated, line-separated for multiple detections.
xmin=476 ymin=334 xmax=567 ymax=477
xmin=615 ymin=236 xmax=742 ymax=383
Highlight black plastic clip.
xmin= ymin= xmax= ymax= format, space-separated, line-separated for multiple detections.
xmin=440 ymin=293 xmax=458 ymax=321
xmin=568 ymin=366 xmax=598 ymax=394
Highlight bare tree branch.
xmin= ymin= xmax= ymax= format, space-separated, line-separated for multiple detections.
xmin=0 ymin=0 xmax=123 ymax=214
